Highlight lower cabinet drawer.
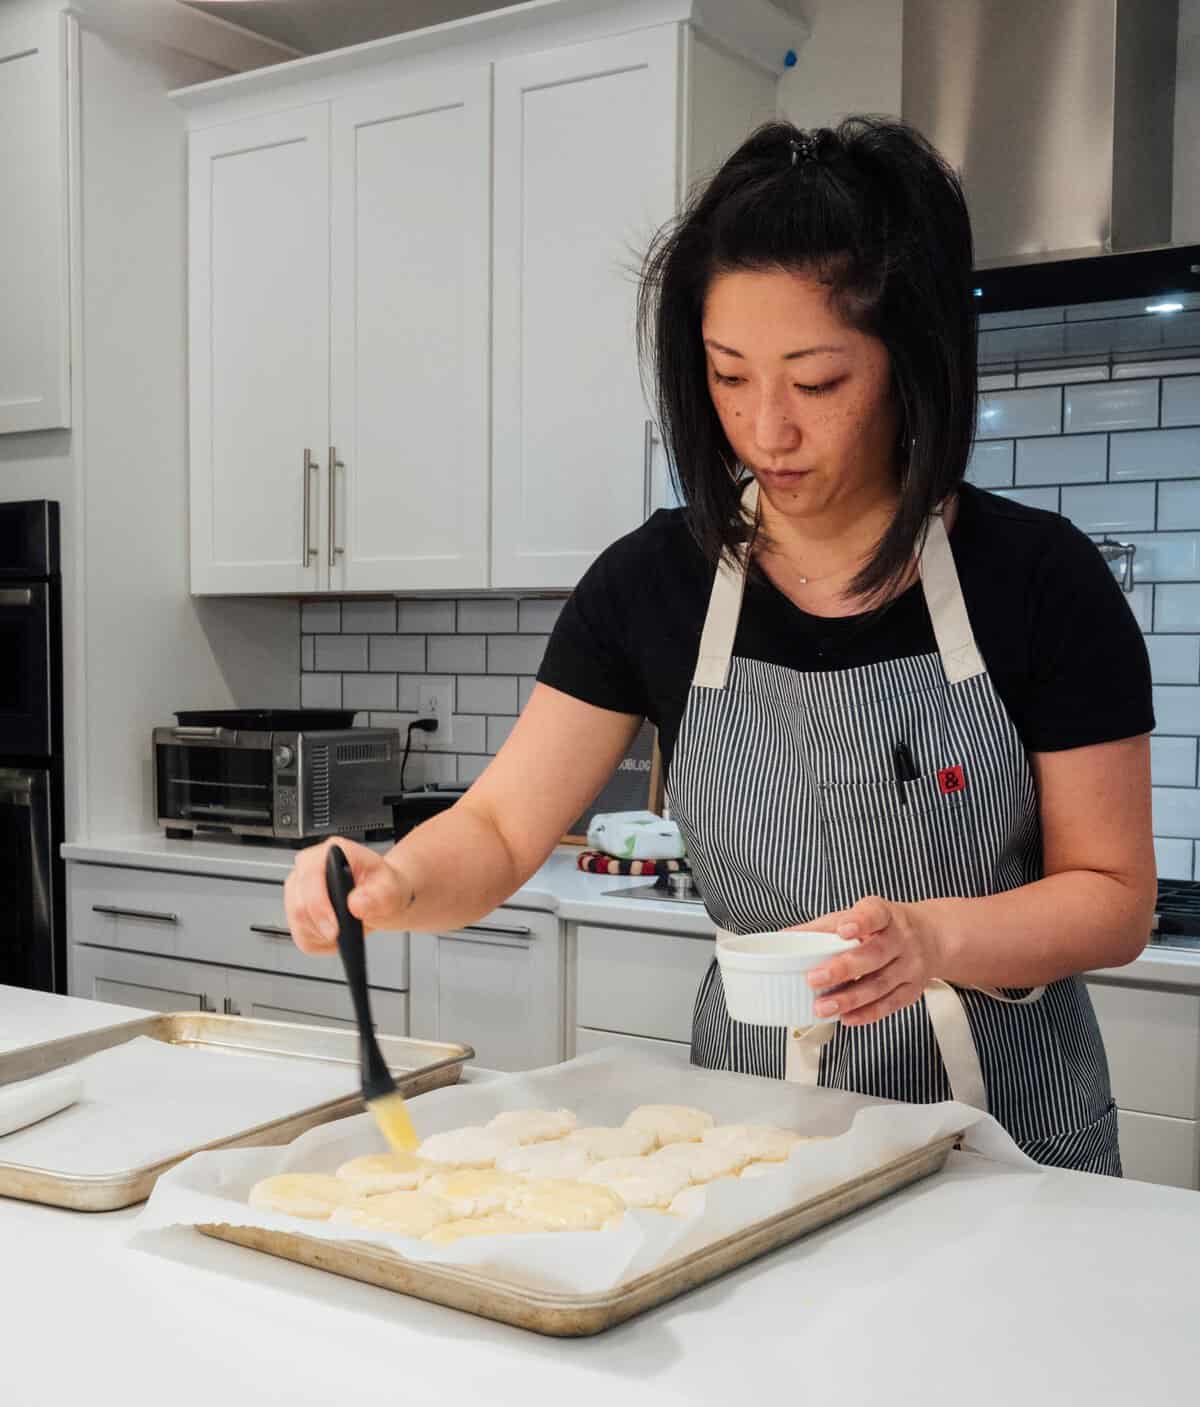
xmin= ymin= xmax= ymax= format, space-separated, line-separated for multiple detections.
xmin=69 ymin=862 xmax=409 ymax=990
xmin=576 ymin=925 xmax=714 ymax=1044
xmin=1086 ymin=980 xmax=1200 ymax=1120
xmin=1117 ymin=1108 xmax=1200 ymax=1190
xmin=575 ymin=1027 xmax=690 ymax=1060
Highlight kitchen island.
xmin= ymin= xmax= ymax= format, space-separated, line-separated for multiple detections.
xmin=3 ymin=988 xmax=1200 ymax=1407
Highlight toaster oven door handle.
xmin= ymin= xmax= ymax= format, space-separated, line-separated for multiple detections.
xmin=249 ymin=924 xmax=293 ymax=941
xmin=172 ymin=727 xmax=239 ymax=742
xmin=461 ymin=922 xmax=533 ymax=940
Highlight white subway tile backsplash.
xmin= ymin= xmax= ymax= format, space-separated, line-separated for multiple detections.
xmin=457 ymin=599 xmax=518 ymax=633
xmin=1063 ymin=379 xmax=1158 ymax=434
xmin=965 ymin=440 xmax=1014 ymax=488
xmin=1162 ymin=377 xmax=1200 ymax=428
xmin=519 ymin=599 xmax=566 ymax=634
xmin=519 ymin=676 xmax=536 ymax=709
xmin=301 ymin=673 xmax=341 ymax=708
xmin=1152 ymin=686 xmax=1200 ymax=733
xmin=428 ymin=634 xmax=486 ymax=673
xmin=1151 ymin=786 xmax=1200 ymax=840
xmin=977 ymin=387 xmax=1061 ymax=440
xmin=341 ymin=600 xmax=397 ymax=633
xmin=978 ymin=372 xmax=1016 ymax=392
xmin=1066 ymin=293 xmax=1200 ymax=320
xmin=1151 ymin=737 xmax=1198 ymax=787
xmin=1114 ymin=358 xmax=1200 ymax=380
xmin=1017 ymin=365 xmax=1108 ymax=388
xmin=1065 ymin=316 xmax=1161 ymax=357
xmin=341 ymin=673 xmax=396 ymax=711
xmin=458 ymin=754 xmax=491 ymax=784
xmin=396 ymin=601 xmax=455 ymax=633
xmin=1146 ymin=636 xmax=1200 ymax=684
xmin=397 ymin=675 xmax=454 ymax=713
xmin=369 ymin=636 xmax=425 ymax=672
xmin=1124 ymin=533 xmax=1200 ymax=584
xmin=1162 ymin=311 xmax=1200 ymax=348
xmin=1016 ymin=434 xmax=1106 ymax=486
xmin=995 ymin=486 xmax=1060 ymax=513
xmin=301 ymin=601 xmax=340 ymax=633
xmin=1125 ymin=584 xmax=1154 ymax=631
xmin=433 ymin=715 xmax=485 ymax=754
xmin=1196 ymin=842 xmax=1200 ymax=882
xmin=405 ymin=752 xmax=458 ymax=787
xmin=487 ymin=715 xmax=517 ymax=753
xmin=314 ymin=635 xmax=368 ymax=672
xmin=457 ymin=675 xmax=519 ymax=715
xmin=1160 ymin=481 xmax=1200 ymax=530
xmin=1061 ymin=482 xmax=1154 ymax=533
xmin=300 ymin=636 xmax=314 ymax=670
xmin=488 ymin=635 xmax=549 ymax=675
xmin=979 ymin=325 xmax=1066 ymax=363
xmin=1156 ymin=586 xmax=1200 ymax=633
xmin=1154 ymin=836 xmax=1194 ymax=879
xmin=1111 ymin=428 xmax=1200 ymax=480
xmin=980 ymin=307 xmax=1065 ymax=330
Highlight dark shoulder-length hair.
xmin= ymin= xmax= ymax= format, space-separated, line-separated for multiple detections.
xmin=636 ymin=116 xmax=978 ymax=602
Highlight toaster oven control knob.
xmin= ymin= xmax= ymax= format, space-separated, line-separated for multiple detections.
xmin=274 ymin=744 xmax=295 ymax=770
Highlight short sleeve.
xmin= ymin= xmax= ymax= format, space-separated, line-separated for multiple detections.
xmin=1021 ymin=519 xmax=1155 ymax=752
xmin=536 ymin=532 xmax=650 ymax=719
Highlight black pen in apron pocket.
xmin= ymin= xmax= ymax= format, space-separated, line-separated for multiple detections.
xmin=892 ymin=741 xmax=918 ymax=805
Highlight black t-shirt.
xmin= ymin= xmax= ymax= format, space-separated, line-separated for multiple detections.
xmin=537 ymin=483 xmax=1154 ymax=775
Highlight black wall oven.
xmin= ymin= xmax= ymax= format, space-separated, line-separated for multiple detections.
xmin=0 ymin=502 xmax=64 ymax=993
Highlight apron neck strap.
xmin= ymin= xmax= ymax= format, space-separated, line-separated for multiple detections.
xmin=690 ymin=483 xmax=985 ymax=689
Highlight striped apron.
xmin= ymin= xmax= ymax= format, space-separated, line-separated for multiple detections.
xmin=668 ymin=481 xmax=1121 ymax=1175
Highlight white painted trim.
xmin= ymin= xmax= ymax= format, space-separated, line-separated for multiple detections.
xmin=169 ymin=0 xmax=806 ymax=115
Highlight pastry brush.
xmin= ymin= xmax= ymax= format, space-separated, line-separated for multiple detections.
xmin=326 ymin=844 xmax=420 ymax=1153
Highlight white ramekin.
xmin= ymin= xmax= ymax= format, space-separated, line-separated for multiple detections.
xmin=716 ymin=930 xmax=857 ymax=1028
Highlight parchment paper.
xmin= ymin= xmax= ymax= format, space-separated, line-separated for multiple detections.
xmin=131 ymin=1047 xmax=1037 ymax=1296
xmin=0 ymin=1037 xmax=356 ymax=1173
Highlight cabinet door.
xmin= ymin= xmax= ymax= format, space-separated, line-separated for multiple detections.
xmin=188 ymin=106 xmax=330 ymax=594
xmin=71 ymin=945 xmax=226 ymax=1013
xmin=0 ymin=9 xmax=70 ymax=433
xmin=227 ymin=967 xmax=409 ymax=1036
xmin=409 ymin=911 xmax=562 ymax=1071
xmin=330 ymin=69 xmax=490 ymax=591
xmin=492 ymin=27 xmax=679 ymax=588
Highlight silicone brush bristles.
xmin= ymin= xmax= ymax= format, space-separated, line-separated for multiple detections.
xmin=369 ymin=1089 xmax=421 ymax=1153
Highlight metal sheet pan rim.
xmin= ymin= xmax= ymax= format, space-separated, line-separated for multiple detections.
xmin=0 ymin=1013 xmax=473 ymax=1212
xmin=198 ymin=1131 xmax=963 ymax=1336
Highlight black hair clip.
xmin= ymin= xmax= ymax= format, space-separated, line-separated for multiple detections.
xmin=788 ymin=133 xmax=819 ymax=166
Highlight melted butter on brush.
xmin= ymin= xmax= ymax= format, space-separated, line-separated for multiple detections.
xmin=370 ymin=1089 xmax=420 ymax=1152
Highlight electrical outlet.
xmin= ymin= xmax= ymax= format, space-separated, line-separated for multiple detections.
xmin=416 ymin=681 xmax=454 ymax=746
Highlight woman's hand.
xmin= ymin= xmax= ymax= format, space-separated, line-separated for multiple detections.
xmin=789 ymin=897 xmax=945 ymax=1027
xmin=283 ymin=836 xmax=415 ymax=954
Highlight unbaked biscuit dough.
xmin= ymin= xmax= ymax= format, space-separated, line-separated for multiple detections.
xmin=582 ymin=1156 xmax=691 ymax=1209
xmin=426 ymin=1213 xmax=550 ymax=1244
xmin=335 ymin=1150 xmax=431 ymax=1194
xmin=417 ymin=1126 xmax=516 ymax=1169
xmin=509 ymin=1178 xmax=626 ymax=1231
xmin=703 ymin=1124 xmax=817 ymax=1162
xmin=248 ymin=1173 xmax=364 ymax=1221
xmin=496 ymin=1140 xmax=594 ymax=1181
xmin=624 ymin=1104 xmax=715 ymax=1147
xmin=652 ymin=1139 xmax=747 ymax=1182
xmin=739 ymin=1160 xmax=783 ymax=1180
xmin=563 ymin=1125 xmax=656 ymax=1160
xmin=424 ymin=1168 xmax=528 ymax=1217
xmin=332 ymin=1189 xmax=451 ymax=1237
xmin=486 ymin=1108 xmax=577 ymax=1144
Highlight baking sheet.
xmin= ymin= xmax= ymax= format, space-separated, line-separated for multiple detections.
xmin=0 ymin=1036 xmax=357 ymax=1174
xmin=132 ymin=1047 xmax=1033 ymax=1298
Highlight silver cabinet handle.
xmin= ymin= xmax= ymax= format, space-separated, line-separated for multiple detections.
xmin=199 ymin=995 xmax=214 ymax=1013
xmin=222 ymin=996 xmax=241 ymax=1016
xmin=643 ymin=419 xmax=656 ymax=520
xmin=249 ymin=924 xmax=292 ymax=941
xmin=303 ymin=448 xmax=319 ymax=565
xmin=92 ymin=905 xmax=179 ymax=925
xmin=462 ymin=921 xmax=533 ymax=940
xmin=328 ymin=445 xmax=345 ymax=566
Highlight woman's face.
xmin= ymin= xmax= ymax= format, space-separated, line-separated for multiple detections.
xmin=701 ymin=267 xmax=903 ymax=523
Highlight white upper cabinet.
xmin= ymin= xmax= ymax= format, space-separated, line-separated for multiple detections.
xmin=329 ymin=69 xmax=491 ymax=592
xmin=189 ymin=106 xmax=330 ymax=595
xmin=490 ymin=28 xmax=679 ymax=589
xmin=0 ymin=8 xmax=70 ymax=433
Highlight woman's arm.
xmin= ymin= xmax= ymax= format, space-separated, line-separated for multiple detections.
xmin=801 ymin=734 xmax=1157 ymax=1025
xmin=284 ymin=685 xmax=640 ymax=953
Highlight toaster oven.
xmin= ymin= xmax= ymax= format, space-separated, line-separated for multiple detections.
xmin=154 ymin=709 xmax=402 ymax=843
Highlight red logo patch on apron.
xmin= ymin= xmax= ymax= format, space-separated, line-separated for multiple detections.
xmin=938 ymin=765 xmax=966 ymax=795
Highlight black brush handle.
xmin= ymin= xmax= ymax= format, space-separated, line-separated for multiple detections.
xmin=327 ymin=845 xmax=396 ymax=1103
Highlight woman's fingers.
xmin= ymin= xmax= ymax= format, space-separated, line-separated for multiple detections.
xmin=839 ymin=980 xmax=925 ymax=1028
xmin=814 ymin=955 xmax=907 ymax=1019
xmin=283 ymin=837 xmax=406 ymax=953
xmin=809 ymin=929 xmax=898 ymax=990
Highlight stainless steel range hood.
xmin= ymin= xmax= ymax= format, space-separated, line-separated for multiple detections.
xmin=904 ymin=0 xmax=1183 ymax=274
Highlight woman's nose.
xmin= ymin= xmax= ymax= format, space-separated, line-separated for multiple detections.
xmin=753 ymin=391 xmax=801 ymax=454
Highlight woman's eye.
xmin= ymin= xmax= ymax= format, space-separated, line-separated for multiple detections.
xmin=796 ymin=382 xmax=839 ymax=396
xmin=713 ymin=372 xmax=742 ymax=386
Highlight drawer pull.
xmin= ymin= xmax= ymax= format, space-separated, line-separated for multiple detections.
xmin=222 ymin=996 xmax=241 ymax=1016
xmin=461 ymin=922 xmax=532 ymax=940
xmin=249 ymin=924 xmax=293 ymax=941
xmin=92 ymin=905 xmax=179 ymax=925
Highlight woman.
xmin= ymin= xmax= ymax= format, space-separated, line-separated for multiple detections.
xmin=285 ymin=118 xmax=1155 ymax=1174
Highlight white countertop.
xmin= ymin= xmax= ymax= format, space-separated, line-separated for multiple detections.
xmin=63 ymin=833 xmax=1200 ymax=986
xmin=3 ymin=988 xmax=1200 ymax=1407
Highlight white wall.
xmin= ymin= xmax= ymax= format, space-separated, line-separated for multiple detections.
xmin=1175 ymin=0 xmax=1200 ymax=242
xmin=776 ymin=0 xmax=903 ymax=129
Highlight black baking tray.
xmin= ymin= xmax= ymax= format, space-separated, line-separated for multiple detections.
xmin=174 ymin=709 xmax=357 ymax=730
